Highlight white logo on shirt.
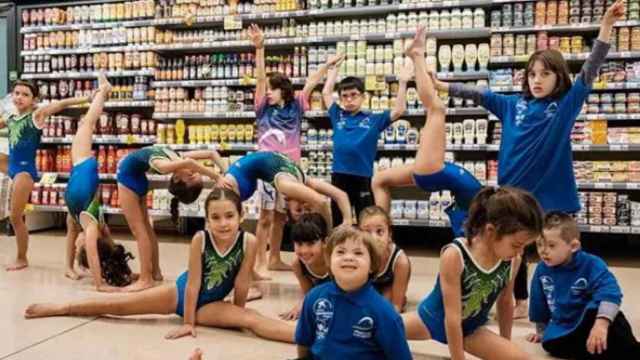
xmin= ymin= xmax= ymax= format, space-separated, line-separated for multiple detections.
xmin=352 ymin=316 xmax=374 ymax=339
xmin=544 ymin=102 xmax=558 ymax=121
xmin=515 ymin=99 xmax=528 ymax=126
xmin=540 ymin=276 xmax=556 ymax=313
xmin=570 ymin=278 xmax=589 ymax=296
xmin=313 ymin=298 xmax=334 ymax=340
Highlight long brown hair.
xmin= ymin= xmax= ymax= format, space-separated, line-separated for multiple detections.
xmin=522 ymin=49 xmax=572 ymax=100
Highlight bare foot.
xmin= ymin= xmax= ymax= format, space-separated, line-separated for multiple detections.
xmin=131 ymin=272 xmax=140 ymax=281
xmin=404 ymin=25 xmax=427 ymax=58
xmin=24 ymin=303 xmax=68 ymax=319
xmin=64 ymin=268 xmax=82 ymax=280
xmin=6 ymin=259 xmax=28 ymax=271
xmin=268 ymin=260 xmax=291 ymax=271
xmin=189 ymin=348 xmax=203 ymax=360
xmin=247 ymin=286 xmax=263 ymax=301
xmin=123 ymin=279 xmax=154 ymax=292
xmin=513 ymin=300 xmax=528 ymax=319
xmin=252 ymin=269 xmax=271 ymax=281
xmin=153 ymin=271 xmax=164 ymax=282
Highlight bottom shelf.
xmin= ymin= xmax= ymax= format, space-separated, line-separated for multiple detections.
xmin=29 ymin=205 xmax=640 ymax=235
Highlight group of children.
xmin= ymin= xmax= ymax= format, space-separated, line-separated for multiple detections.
xmin=4 ymin=0 xmax=640 ymax=358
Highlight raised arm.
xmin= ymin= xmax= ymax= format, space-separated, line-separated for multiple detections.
xmin=151 ymin=157 xmax=221 ymax=182
xmin=390 ymin=62 xmax=411 ymax=121
xmin=165 ymin=232 xmax=204 ymax=340
xmin=440 ymin=246 xmax=466 ymax=360
xmin=182 ymin=148 xmax=227 ymax=173
xmin=322 ymin=56 xmax=343 ymax=109
xmin=579 ymin=0 xmax=623 ymax=85
xmin=33 ymin=96 xmax=90 ymax=126
xmin=248 ymin=24 xmax=266 ymax=102
xmin=302 ymin=54 xmax=345 ymax=101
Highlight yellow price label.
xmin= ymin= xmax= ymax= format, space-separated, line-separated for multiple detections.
xmin=39 ymin=173 xmax=58 ymax=185
xmin=126 ymin=134 xmax=135 ymax=145
xmin=219 ymin=142 xmax=231 ymax=151
xmin=25 ymin=204 xmax=34 ymax=213
xmin=365 ymin=75 xmax=378 ymax=91
xmin=239 ymin=74 xmax=256 ymax=86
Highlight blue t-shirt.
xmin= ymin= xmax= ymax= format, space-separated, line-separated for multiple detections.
xmin=295 ymin=280 xmax=412 ymax=360
xmin=329 ymin=103 xmax=391 ymax=178
xmin=529 ymin=250 xmax=622 ymax=342
xmin=480 ymin=77 xmax=591 ymax=212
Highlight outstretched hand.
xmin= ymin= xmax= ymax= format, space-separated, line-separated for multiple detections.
xmin=603 ymin=0 xmax=625 ymax=25
xmin=247 ymin=24 xmax=264 ymax=48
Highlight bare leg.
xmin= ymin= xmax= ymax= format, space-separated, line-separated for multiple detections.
xmin=464 ymin=327 xmax=530 ymax=360
xmin=371 ymin=164 xmax=415 ymax=212
xmin=6 ymin=173 xmax=34 ymax=271
xmin=25 ymin=284 xmax=177 ymax=318
xmin=254 ymin=208 xmax=273 ymax=279
xmin=64 ymin=214 xmax=82 ymax=280
xmin=268 ymin=211 xmax=290 ymax=271
xmin=118 ymin=185 xmax=154 ymax=291
xmin=0 ymin=153 xmax=7 ymax=174
xmin=405 ymin=25 xmax=447 ymax=176
xmin=71 ymin=73 xmax=111 ymax=164
xmin=142 ymin=203 xmax=163 ymax=281
xmin=195 ymin=301 xmax=296 ymax=343
xmin=401 ymin=312 xmax=432 ymax=340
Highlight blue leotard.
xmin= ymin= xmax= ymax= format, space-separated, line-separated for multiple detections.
xmin=116 ymin=146 xmax=178 ymax=197
xmin=6 ymin=112 xmax=42 ymax=180
xmin=66 ymin=157 xmax=103 ymax=225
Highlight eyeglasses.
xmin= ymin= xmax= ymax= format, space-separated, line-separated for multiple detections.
xmin=340 ymin=92 xmax=362 ymax=100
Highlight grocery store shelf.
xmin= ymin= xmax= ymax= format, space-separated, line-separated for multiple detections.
xmin=42 ymin=135 xmax=156 ymax=145
xmin=21 ymin=44 xmax=156 ymax=56
xmin=20 ymin=18 xmax=156 ymax=34
xmin=22 ymin=69 xmax=154 ymax=80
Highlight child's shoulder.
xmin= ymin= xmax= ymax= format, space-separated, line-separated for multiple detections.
xmin=305 ymin=280 xmax=334 ymax=299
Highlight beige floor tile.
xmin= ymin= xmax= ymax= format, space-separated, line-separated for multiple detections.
xmin=1 ymin=232 xmax=639 ymax=359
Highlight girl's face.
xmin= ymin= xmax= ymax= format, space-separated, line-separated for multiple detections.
xmin=360 ymin=215 xmax=391 ymax=248
xmin=492 ymin=229 xmax=537 ymax=261
xmin=266 ymin=85 xmax=283 ymax=105
xmin=206 ymin=199 xmax=241 ymax=243
xmin=330 ymin=237 xmax=371 ymax=291
xmin=527 ymin=60 xmax=558 ymax=99
xmin=294 ymin=240 xmax=324 ymax=266
xmin=12 ymin=85 xmax=36 ymax=113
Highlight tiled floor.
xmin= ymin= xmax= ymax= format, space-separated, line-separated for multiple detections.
xmin=1 ymin=231 xmax=639 ymax=360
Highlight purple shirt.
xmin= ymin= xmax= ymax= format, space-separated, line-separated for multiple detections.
xmin=255 ymin=93 xmax=308 ymax=161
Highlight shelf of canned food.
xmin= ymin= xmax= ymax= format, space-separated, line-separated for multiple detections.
xmin=492 ymin=51 xmax=640 ymax=64
xmin=491 ymin=82 xmax=640 ymax=92
xmin=21 ymin=69 xmax=154 ymax=80
xmin=61 ymin=100 xmax=154 ymax=109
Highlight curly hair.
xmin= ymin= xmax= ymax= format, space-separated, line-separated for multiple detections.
xmin=78 ymin=242 xmax=134 ymax=287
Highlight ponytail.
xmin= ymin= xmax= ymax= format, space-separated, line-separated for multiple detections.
xmin=170 ymin=197 xmax=180 ymax=224
xmin=464 ymin=186 xmax=543 ymax=243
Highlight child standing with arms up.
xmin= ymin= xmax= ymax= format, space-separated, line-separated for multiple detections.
xmin=295 ymin=226 xmax=412 ymax=360
xmin=322 ymin=58 xmax=411 ymax=226
xmin=1 ymin=81 xmax=92 ymax=271
xmin=248 ymin=24 xmax=344 ymax=275
xmin=402 ymin=186 xmax=544 ymax=360
xmin=25 ymin=188 xmax=295 ymax=343
xmin=429 ymin=0 xmax=626 ymax=318
xmin=528 ymin=212 xmax=640 ymax=359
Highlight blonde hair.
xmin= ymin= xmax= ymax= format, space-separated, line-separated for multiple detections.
xmin=323 ymin=226 xmax=383 ymax=276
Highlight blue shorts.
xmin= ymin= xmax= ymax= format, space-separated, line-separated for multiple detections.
xmin=66 ymin=157 xmax=100 ymax=222
xmin=226 ymin=163 xmax=257 ymax=202
xmin=413 ymin=162 xmax=482 ymax=236
xmin=116 ymin=155 xmax=149 ymax=197
xmin=174 ymin=271 xmax=231 ymax=317
xmin=417 ymin=296 xmax=485 ymax=344
xmin=8 ymin=158 xmax=39 ymax=181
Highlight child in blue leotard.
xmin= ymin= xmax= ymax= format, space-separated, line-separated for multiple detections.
xmin=222 ymin=151 xmax=353 ymax=230
xmin=25 ymin=188 xmax=296 ymax=343
xmin=371 ymin=26 xmax=482 ymax=238
xmin=430 ymin=0 xmax=626 ymax=318
xmin=116 ymin=144 xmax=226 ymax=292
xmin=1 ymin=80 xmax=94 ymax=271
xmin=401 ymin=186 xmax=544 ymax=360
xmin=63 ymin=73 xmax=133 ymax=291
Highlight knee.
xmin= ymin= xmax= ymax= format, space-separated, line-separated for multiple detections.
xmin=9 ymin=212 xmax=24 ymax=225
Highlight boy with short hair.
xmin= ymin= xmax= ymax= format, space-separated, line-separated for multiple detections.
xmin=528 ymin=211 xmax=640 ymax=359
xmin=322 ymin=62 xmax=412 ymax=225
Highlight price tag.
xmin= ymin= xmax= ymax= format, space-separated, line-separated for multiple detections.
xmin=39 ymin=173 xmax=58 ymax=185
xmin=350 ymin=34 xmax=362 ymax=41
xmin=365 ymin=75 xmax=378 ymax=91
xmin=627 ymin=183 xmax=640 ymax=189
xmin=25 ymin=204 xmax=34 ymax=213
xmin=183 ymin=80 xmax=195 ymax=87
xmin=126 ymin=134 xmax=136 ymax=145
xmin=394 ymin=219 xmax=409 ymax=225
xmin=224 ymin=15 xmax=242 ymax=30
xmin=595 ymin=182 xmax=613 ymax=189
